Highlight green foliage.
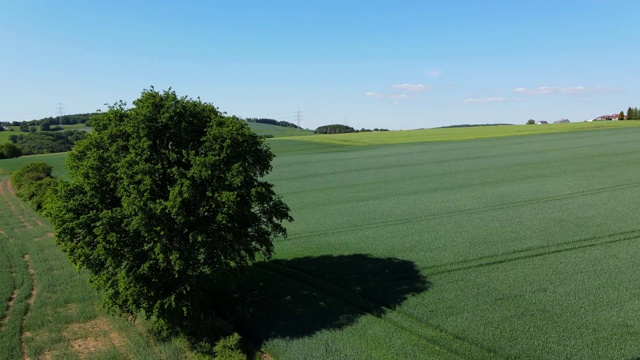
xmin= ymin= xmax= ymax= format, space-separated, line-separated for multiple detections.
xmin=48 ymin=88 xmax=292 ymax=330
xmin=14 ymin=130 xmax=87 ymax=155
xmin=526 ymin=119 xmax=536 ymax=125
xmin=314 ymin=124 xmax=357 ymax=134
xmin=0 ymin=176 xmax=191 ymax=359
xmin=246 ymin=118 xmax=301 ymax=129
xmin=213 ymin=333 xmax=245 ymax=360
xmin=1 ymin=142 xmax=22 ymax=158
xmin=11 ymin=162 xmax=53 ymax=189
xmin=10 ymin=162 xmax=58 ymax=211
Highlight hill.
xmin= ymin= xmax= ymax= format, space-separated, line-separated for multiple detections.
xmin=246 ymin=121 xmax=314 ymax=137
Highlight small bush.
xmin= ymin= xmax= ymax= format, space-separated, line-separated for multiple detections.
xmin=10 ymin=162 xmax=58 ymax=212
xmin=213 ymin=333 xmax=245 ymax=360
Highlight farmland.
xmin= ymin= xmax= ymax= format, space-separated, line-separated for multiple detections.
xmin=243 ymin=125 xmax=640 ymax=359
xmin=2 ymin=123 xmax=640 ymax=359
xmin=0 ymin=177 xmax=195 ymax=359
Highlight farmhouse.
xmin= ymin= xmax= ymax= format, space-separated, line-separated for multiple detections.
xmin=594 ymin=114 xmax=619 ymax=121
xmin=536 ymin=120 xmax=548 ymax=125
xmin=553 ymin=119 xmax=570 ymax=124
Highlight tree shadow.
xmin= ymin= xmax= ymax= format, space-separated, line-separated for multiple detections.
xmin=209 ymin=254 xmax=430 ymax=345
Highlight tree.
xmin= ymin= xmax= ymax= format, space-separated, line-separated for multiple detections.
xmin=618 ymin=111 xmax=625 ymax=120
xmin=314 ymin=124 xmax=357 ymax=134
xmin=526 ymin=119 xmax=535 ymax=125
xmin=2 ymin=142 xmax=22 ymax=158
xmin=47 ymin=88 xmax=292 ymax=330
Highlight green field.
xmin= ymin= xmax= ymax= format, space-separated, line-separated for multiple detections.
xmin=229 ymin=126 xmax=640 ymax=359
xmin=272 ymin=120 xmax=640 ymax=146
xmin=0 ymin=153 xmax=68 ymax=177
xmin=247 ymin=122 xmax=315 ymax=137
xmin=2 ymin=123 xmax=640 ymax=359
xmin=0 ymin=177 xmax=195 ymax=359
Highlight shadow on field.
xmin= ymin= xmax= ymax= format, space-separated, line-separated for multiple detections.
xmin=212 ymin=254 xmax=430 ymax=344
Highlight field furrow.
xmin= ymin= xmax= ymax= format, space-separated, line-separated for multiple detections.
xmin=284 ymin=181 xmax=640 ymax=243
xmin=423 ymin=229 xmax=640 ymax=276
xmin=19 ymin=254 xmax=36 ymax=360
xmin=265 ymin=128 xmax=640 ymax=359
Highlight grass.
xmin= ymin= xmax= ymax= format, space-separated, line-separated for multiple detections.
xmin=271 ymin=120 xmax=640 ymax=146
xmin=239 ymin=125 xmax=640 ymax=359
xmin=247 ymin=122 xmax=315 ymax=137
xmin=4 ymin=122 xmax=640 ymax=358
xmin=0 ymin=177 xmax=193 ymax=359
xmin=0 ymin=153 xmax=68 ymax=177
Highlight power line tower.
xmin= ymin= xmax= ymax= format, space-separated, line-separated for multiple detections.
xmin=294 ymin=109 xmax=303 ymax=130
xmin=56 ymin=102 xmax=65 ymax=126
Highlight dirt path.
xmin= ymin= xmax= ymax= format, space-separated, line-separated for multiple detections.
xmin=20 ymin=254 xmax=36 ymax=360
xmin=0 ymin=180 xmax=33 ymax=229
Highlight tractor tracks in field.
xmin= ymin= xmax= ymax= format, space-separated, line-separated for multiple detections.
xmin=258 ymin=263 xmax=501 ymax=360
xmin=422 ymin=228 xmax=640 ymax=277
xmin=0 ymin=179 xmax=36 ymax=230
xmin=284 ymin=181 xmax=640 ymax=242
xmin=19 ymin=254 xmax=36 ymax=360
xmin=0 ymin=272 xmax=17 ymax=332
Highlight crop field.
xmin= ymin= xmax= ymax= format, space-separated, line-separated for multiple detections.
xmin=271 ymin=120 xmax=640 ymax=146
xmin=2 ymin=124 xmax=640 ymax=359
xmin=0 ymin=153 xmax=68 ymax=177
xmin=0 ymin=177 xmax=192 ymax=359
xmin=215 ymin=126 xmax=640 ymax=359
xmin=247 ymin=122 xmax=314 ymax=137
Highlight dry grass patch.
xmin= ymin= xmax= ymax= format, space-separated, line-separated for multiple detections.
xmin=64 ymin=317 xmax=124 ymax=358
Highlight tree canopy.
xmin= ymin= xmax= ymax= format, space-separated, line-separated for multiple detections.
xmin=47 ymin=88 xmax=292 ymax=330
xmin=314 ymin=124 xmax=357 ymax=134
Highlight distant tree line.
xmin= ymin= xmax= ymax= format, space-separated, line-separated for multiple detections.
xmin=314 ymin=124 xmax=389 ymax=134
xmin=245 ymin=118 xmax=301 ymax=129
xmin=6 ymin=130 xmax=87 ymax=156
xmin=626 ymin=107 xmax=640 ymax=120
xmin=315 ymin=124 xmax=357 ymax=134
xmin=1 ymin=113 xmax=95 ymax=129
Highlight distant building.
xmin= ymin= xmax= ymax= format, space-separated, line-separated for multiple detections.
xmin=595 ymin=114 xmax=619 ymax=121
xmin=553 ymin=119 xmax=570 ymax=124
xmin=536 ymin=120 xmax=549 ymax=125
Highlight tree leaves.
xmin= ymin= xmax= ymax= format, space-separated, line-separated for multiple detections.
xmin=48 ymin=88 xmax=292 ymax=329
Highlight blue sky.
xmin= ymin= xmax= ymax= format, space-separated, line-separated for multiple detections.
xmin=2 ymin=0 xmax=639 ymax=130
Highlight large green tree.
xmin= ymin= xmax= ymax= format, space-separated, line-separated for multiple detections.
xmin=47 ymin=88 xmax=292 ymax=329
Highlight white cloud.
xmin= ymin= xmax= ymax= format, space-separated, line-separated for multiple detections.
xmin=514 ymin=86 xmax=618 ymax=96
xmin=365 ymin=92 xmax=410 ymax=99
xmin=464 ymin=97 xmax=510 ymax=104
xmin=391 ymin=83 xmax=432 ymax=92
